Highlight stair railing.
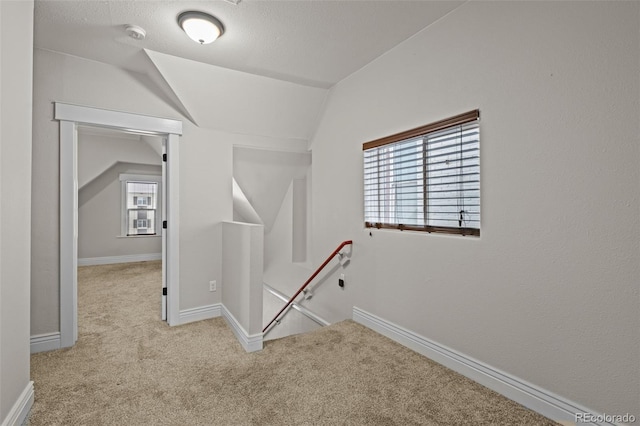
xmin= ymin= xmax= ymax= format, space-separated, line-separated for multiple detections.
xmin=262 ymin=240 xmax=353 ymax=333
xmin=263 ymin=283 xmax=330 ymax=327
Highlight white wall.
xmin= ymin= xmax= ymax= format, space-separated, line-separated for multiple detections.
xmin=0 ymin=1 xmax=34 ymax=424
xmin=78 ymin=164 xmax=162 ymax=260
xmin=263 ymin=181 xmax=314 ymax=292
xmin=310 ymin=1 xmax=639 ymax=417
xmin=221 ymin=222 xmax=264 ymax=339
xmin=232 ymin=178 xmax=262 ymax=225
xmin=233 ymin=147 xmax=311 ymax=232
xmin=234 ymin=147 xmax=314 ymax=300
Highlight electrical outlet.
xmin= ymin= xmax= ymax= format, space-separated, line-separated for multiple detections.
xmin=209 ymin=280 xmax=217 ymax=292
xmin=338 ymin=273 xmax=345 ymax=290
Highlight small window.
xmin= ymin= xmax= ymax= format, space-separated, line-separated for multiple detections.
xmin=120 ymin=177 xmax=160 ymax=236
xmin=363 ymin=110 xmax=480 ymax=236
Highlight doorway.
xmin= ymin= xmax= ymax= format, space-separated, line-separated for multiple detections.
xmin=55 ymin=103 xmax=182 ymax=348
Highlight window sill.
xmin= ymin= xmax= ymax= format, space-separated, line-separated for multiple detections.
xmin=364 ymin=223 xmax=480 ymax=237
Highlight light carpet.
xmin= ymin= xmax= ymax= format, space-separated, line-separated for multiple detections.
xmin=29 ymin=261 xmax=557 ymax=425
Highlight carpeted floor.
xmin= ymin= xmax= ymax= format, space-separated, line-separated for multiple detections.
xmin=29 ymin=261 xmax=558 ymax=425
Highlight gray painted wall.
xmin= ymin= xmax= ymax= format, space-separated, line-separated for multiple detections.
xmin=1 ymin=1 xmax=33 ymax=423
xmin=222 ymin=222 xmax=264 ymax=337
xmin=77 ymin=130 xmax=162 ymax=189
xmin=78 ymin=163 xmax=162 ymax=259
xmin=310 ymin=1 xmax=639 ymax=416
xmin=30 ymin=47 xmax=320 ymax=335
xmin=78 ymin=133 xmax=162 ymax=260
xmin=233 ymin=147 xmax=311 ymax=233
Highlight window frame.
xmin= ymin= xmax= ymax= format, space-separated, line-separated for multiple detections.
xmin=363 ymin=109 xmax=480 ymax=237
xmin=119 ymin=174 xmax=162 ymax=237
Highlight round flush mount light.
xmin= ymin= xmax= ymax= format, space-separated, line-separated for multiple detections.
xmin=178 ymin=11 xmax=224 ymax=45
xmin=125 ymin=24 xmax=146 ymax=40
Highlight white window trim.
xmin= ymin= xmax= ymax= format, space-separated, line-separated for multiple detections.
xmin=120 ymin=173 xmax=162 ymax=237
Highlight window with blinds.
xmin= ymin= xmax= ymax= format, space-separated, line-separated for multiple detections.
xmin=363 ymin=110 xmax=480 ymax=236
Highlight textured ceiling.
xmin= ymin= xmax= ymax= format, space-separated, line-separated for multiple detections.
xmin=34 ymin=0 xmax=464 ymax=88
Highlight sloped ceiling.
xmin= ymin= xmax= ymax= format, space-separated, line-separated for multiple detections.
xmin=144 ymin=49 xmax=327 ymax=140
xmin=34 ymin=1 xmax=464 ymax=88
xmin=77 ymin=126 xmax=162 ymax=189
xmin=34 ymin=1 xmax=464 ymax=141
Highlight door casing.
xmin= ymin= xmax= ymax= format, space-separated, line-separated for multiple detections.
xmin=55 ymin=102 xmax=182 ymax=347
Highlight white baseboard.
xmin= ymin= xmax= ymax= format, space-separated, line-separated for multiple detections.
xmin=0 ymin=381 xmax=34 ymax=426
xmin=178 ymin=304 xmax=221 ymax=325
xmin=30 ymin=332 xmax=62 ymax=354
xmin=78 ymin=253 xmax=161 ymax=266
xmin=176 ymin=303 xmax=263 ymax=352
xmin=221 ymin=305 xmax=263 ymax=353
xmin=32 ymin=305 xmax=221 ymax=352
xmin=353 ymin=307 xmax=614 ymax=426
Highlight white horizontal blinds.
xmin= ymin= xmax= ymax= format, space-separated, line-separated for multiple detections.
xmin=425 ymin=122 xmax=480 ymax=229
xmin=364 ymin=137 xmax=424 ymax=225
xmin=363 ymin=109 xmax=480 ymax=236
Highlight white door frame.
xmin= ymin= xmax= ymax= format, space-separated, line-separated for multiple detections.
xmin=55 ymin=103 xmax=182 ymax=348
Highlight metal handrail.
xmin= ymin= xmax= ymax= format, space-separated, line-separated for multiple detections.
xmin=263 ymin=283 xmax=330 ymax=328
xmin=262 ymin=240 xmax=353 ymax=333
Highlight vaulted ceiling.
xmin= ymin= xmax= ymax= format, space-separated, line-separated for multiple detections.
xmin=34 ymin=1 xmax=465 ymax=140
xmin=34 ymin=0 xmax=463 ymax=89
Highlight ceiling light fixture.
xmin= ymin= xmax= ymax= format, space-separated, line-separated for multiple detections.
xmin=177 ymin=11 xmax=224 ymax=45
